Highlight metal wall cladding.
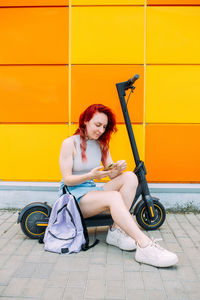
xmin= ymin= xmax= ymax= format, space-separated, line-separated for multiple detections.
xmin=147 ymin=0 xmax=200 ymax=4
xmin=71 ymin=65 xmax=144 ymax=123
xmin=146 ymin=65 xmax=200 ymax=123
xmin=0 ymin=125 xmax=69 ymax=181
xmin=1 ymin=4 xmax=200 ymax=183
xmin=71 ymin=6 xmax=144 ymax=64
xmin=0 ymin=0 xmax=69 ymax=6
xmin=145 ymin=124 xmax=200 ymax=182
xmin=0 ymin=66 xmax=68 ymax=122
xmin=0 ymin=7 xmax=68 ymax=64
xmin=72 ymin=0 xmax=144 ymax=4
xmin=0 ymin=124 xmax=143 ymax=181
xmin=146 ymin=7 xmax=200 ymax=64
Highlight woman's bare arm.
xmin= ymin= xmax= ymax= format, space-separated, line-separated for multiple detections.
xmin=59 ymin=137 xmax=110 ymax=186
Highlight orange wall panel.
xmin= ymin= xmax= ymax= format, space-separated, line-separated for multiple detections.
xmin=0 ymin=66 xmax=68 ymax=122
xmin=0 ymin=7 xmax=68 ymax=64
xmin=145 ymin=124 xmax=200 ymax=182
xmin=71 ymin=65 xmax=144 ymax=123
xmin=147 ymin=0 xmax=200 ymax=4
xmin=0 ymin=0 xmax=68 ymax=6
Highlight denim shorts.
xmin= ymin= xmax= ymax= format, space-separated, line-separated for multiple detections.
xmin=59 ymin=180 xmax=104 ymax=203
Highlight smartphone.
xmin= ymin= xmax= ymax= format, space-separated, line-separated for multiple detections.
xmin=103 ymin=163 xmax=117 ymax=171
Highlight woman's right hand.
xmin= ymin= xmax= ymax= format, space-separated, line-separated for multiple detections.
xmin=89 ymin=166 xmax=110 ymax=180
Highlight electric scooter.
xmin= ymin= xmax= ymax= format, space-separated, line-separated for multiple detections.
xmin=17 ymin=75 xmax=166 ymax=239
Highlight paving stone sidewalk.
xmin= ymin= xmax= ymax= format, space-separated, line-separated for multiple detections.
xmin=0 ymin=210 xmax=200 ymax=300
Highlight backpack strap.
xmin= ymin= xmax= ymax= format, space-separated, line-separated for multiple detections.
xmin=63 ymin=186 xmax=99 ymax=251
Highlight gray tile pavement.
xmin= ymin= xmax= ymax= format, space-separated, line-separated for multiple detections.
xmin=0 ymin=210 xmax=200 ymax=299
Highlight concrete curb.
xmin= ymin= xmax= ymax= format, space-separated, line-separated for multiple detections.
xmin=0 ymin=181 xmax=200 ymax=212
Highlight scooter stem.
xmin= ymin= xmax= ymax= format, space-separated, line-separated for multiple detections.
xmin=116 ymin=82 xmax=140 ymax=166
xmin=116 ymin=78 xmax=157 ymax=219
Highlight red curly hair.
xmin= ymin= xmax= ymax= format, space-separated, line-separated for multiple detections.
xmin=74 ymin=104 xmax=117 ymax=165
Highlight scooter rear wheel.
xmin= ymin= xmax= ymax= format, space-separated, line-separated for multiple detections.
xmin=135 ymin=200 xmax=166 ymax=230
xmin=20 ymin=206 xmax=49 ymax=239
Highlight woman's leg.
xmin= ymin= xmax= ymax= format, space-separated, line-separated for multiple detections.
xmin=103 ymin=171 xmax=138 ymax=210
xmin=79 ymin=190 xmax=150 ymax=247
xmin=79 ymin=189 xmax=178 ymax=267
xmin=103 ymin=171 xmax=138 ymax=228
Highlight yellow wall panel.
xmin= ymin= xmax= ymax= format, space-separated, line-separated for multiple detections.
xmin=72 ymin=1 xmax=144 ymax=4
xmin=145 ymin=124 xmax=200 ymax=182
xmin=71 ymin=6 xmax=144 ymax=64
xmin=0 ymin=0 xmax=68 ymax=6
xmin=147 ymin=7 xmax=200 ymax=64
xmin=0 ymin=66 xmax=68 ymax=122
xmin=147 ymin=0 xmax=200 ymax=4
xmin=0 ymin=7 xmax=68 ymax=64
xmin=0 ymin=125 xmax=69 ymax=181
xmin=70 ymin=123 xmax=144 ymax=179
xmin=71 ymin=65 xmax=144 ymax=123
xmin=109 ymin=124 xmax=144 ymax=171
xmin=0 ymin=124 xmax=143 ymax=182
xmin=146 ymin=65 xmax=200 ymax=123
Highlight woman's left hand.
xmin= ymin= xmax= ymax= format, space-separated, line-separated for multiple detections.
xmin=107 ymin=160 xmax=127 ymax=178
xmin=115 ymin=160 xmax=127 ymax=172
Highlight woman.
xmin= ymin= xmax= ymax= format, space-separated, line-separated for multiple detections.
xmin=59 ymin=104 xmax=178 ymax=268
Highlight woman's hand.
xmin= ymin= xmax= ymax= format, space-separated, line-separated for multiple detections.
xmin=107 ymin=160 xmax=127 ymax=179
xmin=115 ymin=160 xmax=127 ymax=172
xmin=89 ymin=166 xmax=111 ymax=180
xmin=89 ymin=160 xmax=127 ymax=180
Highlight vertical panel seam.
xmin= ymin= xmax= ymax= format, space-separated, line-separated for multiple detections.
xmin=143 ymin=0 xmax=147 ymax=162
xmin=68 ymin=0 xmax=72 ymax=136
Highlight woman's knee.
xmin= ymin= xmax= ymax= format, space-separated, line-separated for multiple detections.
xmin=122 ymin=171 xmax=138 ymax=187
xmin=108 ymin=191 xmax=124 ymax=206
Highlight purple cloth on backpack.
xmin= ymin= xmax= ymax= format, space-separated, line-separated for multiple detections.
xmin=44 ymin=193 xmax=86 ymax=254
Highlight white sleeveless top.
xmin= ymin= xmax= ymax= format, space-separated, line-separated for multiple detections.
xmin=59 ymin=134 xmax=103 ymax=197
xmin=72 ymin=135 xmax=102 ymax=175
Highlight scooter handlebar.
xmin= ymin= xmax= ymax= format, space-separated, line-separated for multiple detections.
xmin=116 ymin=74 xmax=140 ymax=91
xmin=127 ymin=74 xmax=139 ymax=85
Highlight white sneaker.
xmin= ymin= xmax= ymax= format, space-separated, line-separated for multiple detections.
xmin=135 ymin=239 xmax=178 ymax=268
xmin=106 ymin=226 xmax=136 ymax=251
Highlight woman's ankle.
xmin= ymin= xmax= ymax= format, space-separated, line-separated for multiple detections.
xmin=111 ymin=223 xmax=117 ymax=230
xmin=137 ymin=236 xmax=151 ymax=248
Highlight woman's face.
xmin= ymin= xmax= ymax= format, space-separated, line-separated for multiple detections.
xmin=85 ymin=112 xmax=108 ymax=140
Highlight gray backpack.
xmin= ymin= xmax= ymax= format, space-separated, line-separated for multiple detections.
xmin=44 ymin=191 xmax=98 ymax=254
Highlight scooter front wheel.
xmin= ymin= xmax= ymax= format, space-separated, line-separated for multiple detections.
xmin=135 ymin=200 xmax=166 ymax=230
xmin=20 ymin=206 xmax=49 ymax=239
